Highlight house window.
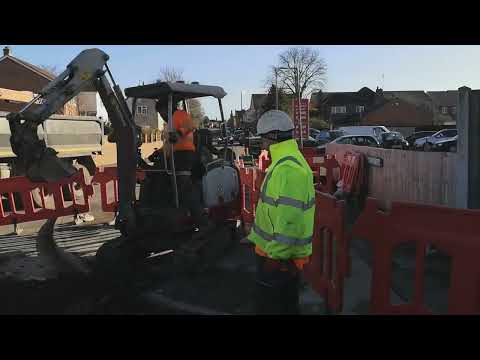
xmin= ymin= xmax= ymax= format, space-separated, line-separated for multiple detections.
xmin=356 ymin=105 xmax=365 ymax=113
xmin=451 ymin=106 xmax=457 ymax=114
xmin=136 ymin=106 xmax=148 ymax=115
xmin=331 ymin=106 xmax=347 ymax=114
xmin=441 ymin=106 xmax=448 ymax=114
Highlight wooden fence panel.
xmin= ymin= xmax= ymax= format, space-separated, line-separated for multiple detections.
xmin=326 ymin=144 xmax=457 ymax=208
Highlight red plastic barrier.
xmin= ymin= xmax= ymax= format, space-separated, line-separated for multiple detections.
xmin=301 ymin=147 xmax=324 ymax=183
xmin=303 ymin=192 xmax=349 ymax=313
xmin=0 ymin=169 xmax=93 ymax=226
xmin=91 ymin=166 xmax=146 ymax=213
xmin=236 ymin=163 xmax=261 ymax=225
xmin=352 ymin=198 xmax=480 ymax=314
xmin=339 ymin=151 xmax=367 ymax=195
xmin=317 ymin=155 xmax=340 ymax=194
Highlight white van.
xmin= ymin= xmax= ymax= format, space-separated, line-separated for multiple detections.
xmin=338 ymin=126 xmax=390 ymax=143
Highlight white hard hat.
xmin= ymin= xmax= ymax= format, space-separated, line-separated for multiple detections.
xmin=256 ymin=110 xmax=294 ymax=136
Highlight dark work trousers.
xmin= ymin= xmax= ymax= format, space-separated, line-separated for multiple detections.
xmin=174 ymin=151 xmax=207 ymax=226
xmin=254 ymin=254 xmax=300 ymax=315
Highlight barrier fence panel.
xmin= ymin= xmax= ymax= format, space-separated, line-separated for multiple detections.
xmin=0 ymin=169 xmax=93 ymax=226
xmin=304 ymin=192 xmax=349 ymax=313
xmin=91 ymin=166 xmax=146 ymax=213
xmin=352 ymin=197 xmax=480 ymax=314
xmin=317 ymin=155 xmax=340 ymax=194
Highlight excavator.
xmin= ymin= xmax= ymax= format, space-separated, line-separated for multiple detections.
xmin=6 ymin=48 xmax=242 ymax=285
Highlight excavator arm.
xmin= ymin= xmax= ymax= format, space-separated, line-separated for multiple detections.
xmin=7 ymin=48 xmax=139 ymax=236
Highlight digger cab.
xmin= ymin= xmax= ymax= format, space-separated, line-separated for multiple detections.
xmin=124 ymin=81 xmax=240 ymax=219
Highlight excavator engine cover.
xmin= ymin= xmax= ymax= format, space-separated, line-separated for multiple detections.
xmin=202 ymin=161 xmax=239 ymax=208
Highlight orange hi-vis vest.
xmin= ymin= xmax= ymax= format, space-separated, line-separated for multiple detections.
xmin=255 ymin=246 xmax=310 ymax=271
xmin=173 ymin=110 xmax=196 ymax=152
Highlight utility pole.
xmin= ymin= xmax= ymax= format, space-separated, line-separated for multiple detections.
xmin=295 ymin=67 xmax=304 ymax=149
xmin=275 ymin=68 xmax=279 ymax=110
xmin=274 ymin=67 xmax=289 ymax=111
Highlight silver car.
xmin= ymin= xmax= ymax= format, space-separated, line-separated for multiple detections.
xmin=414 ymin=129 xmax=457 ymax=151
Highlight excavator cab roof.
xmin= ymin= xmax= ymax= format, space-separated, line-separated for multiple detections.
xmin=124 ymin=81 xmax=227 ymax=101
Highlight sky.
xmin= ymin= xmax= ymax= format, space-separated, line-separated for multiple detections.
xmin=4 ymin=45 xmax=480 ymax=119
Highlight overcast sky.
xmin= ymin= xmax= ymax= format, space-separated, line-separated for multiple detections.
xmin=5 ymin=45 xmax=480 ymax=118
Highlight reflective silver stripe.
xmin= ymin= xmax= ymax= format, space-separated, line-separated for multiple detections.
xmin=175 ymin=171 xmax=192 ymax=176
xmin=260 ymin=193 xmax=315 ymax=210
xmin=253 ymin=223 xmax=312 ymax=246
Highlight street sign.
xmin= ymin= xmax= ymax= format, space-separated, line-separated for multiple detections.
xmin=292 ymin=99 xmax=309 ymax=141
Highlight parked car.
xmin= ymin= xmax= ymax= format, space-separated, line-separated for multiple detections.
xmin=380 ymin=131 xmax=409 ymax=150
xmin=338 ymin=126 xmax=390 ymax=143
xmin=417 ymin=129 xmax=457 ymax=151
xmin=406 ymin=131 xmax=436 ymax=149
xmin=232 ymin=129 xmax=245 ymax=144
xmin=302 ymin=136 xmax=320 ymax=148
xmin=431 ymin=135 xmax=457 ymax=152
xmin=315 ymin=130 xmax=345 ymax=144
xmin=309 ymin=128 xmax=322 ymax=140
xmin=209 ymin=128 xmax=222 ymax=145
xmin=316 ymin=135 xmax=380 ymax=154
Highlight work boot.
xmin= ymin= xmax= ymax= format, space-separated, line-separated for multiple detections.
xmin=79 ymin=213 xmax=95 ymax=222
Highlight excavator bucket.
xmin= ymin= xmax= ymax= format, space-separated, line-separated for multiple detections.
xmin=25 ymin=148 xmax=78 ymax=182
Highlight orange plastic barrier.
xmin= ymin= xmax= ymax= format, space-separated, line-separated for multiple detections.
xmin=304 ymin=192 xmax=349 ymax=313
xmin=0 ymin=169 xmax=93 ymax=226
xmin=339 ymin=151 xmax=367 ymax=195
xmin=317 ymin=154 xmax=340 ymax=194
xmin=91 ymin=166 xmax=146 ymax=213
xmin=352 ymin=198 xmax=480 ymax=314
xmin=236 ymin=162 xmax=261 ymax=225
xmin=301 ymin=147 xmax=324 ymax=183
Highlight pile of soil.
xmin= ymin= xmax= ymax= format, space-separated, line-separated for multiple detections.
xmin=0 ymin=275 xmax=94 ymax=314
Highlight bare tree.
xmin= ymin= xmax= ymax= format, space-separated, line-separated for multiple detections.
xmin=267 ymin=47 xmax=327 ymax=99
xmin=156 ymin=66 xmax=205 ymax=125
xmin=157 ymin=66 xmax=184 ymax=83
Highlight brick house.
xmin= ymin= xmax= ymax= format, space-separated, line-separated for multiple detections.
xmin=0 ymin=46 xmax=78 ymax=115
xmin=427 ymin=90 xmax=457 ymax=126
xmin=311 ymin=87 xmax=457 ymax=136
xmin=126 ymin=97 xmax=161 ymax=129
xmin=361 ymin=90 xmax=435 ymax=136
xmin=310 ymin=87 xmax=378 ymax=127
xmin=76 ymin=92 xmax=109 ymax=121
xmin=244 ymin=93 xmax=296 ymax=133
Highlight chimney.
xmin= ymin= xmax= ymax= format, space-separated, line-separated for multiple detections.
xmin=3 ymin=46 xmax=11 ymax=57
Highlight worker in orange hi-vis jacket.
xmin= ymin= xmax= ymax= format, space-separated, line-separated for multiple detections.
xmin=166 ymin=109 xmax=208 ymax=229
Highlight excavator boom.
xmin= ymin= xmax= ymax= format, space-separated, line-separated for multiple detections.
xmin=6 ymin=48 xmax=139 ymax=236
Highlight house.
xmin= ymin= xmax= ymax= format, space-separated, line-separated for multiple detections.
xmin=249 ymin=93 xmax=268 ymax=123
xmin=427 ymin=90 xmax=458 ymax=126
xmin=244 ymin=92 xmax=297 ymax=132
xmin=126 ymin=97 xmax=161 ymax=130
xmin=235 ymin=110 xmax=246 ymax=128
xmin=0 ymin=46 xmax=78 ymax=115
xmin=361 ymin=89 xmax=435 ymax=136
xmin=76 ymin=92 xmax=109 ymax=121
xmin=310 ymin=87 xmax=378 ymax=127
xmin=311 ymin=86 xmax=457 ymax=136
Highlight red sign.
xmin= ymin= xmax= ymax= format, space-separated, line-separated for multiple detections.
xmin=292 ymin=99 xmax=309 ymax=141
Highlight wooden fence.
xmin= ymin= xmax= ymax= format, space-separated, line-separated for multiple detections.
xmin=326 ymin=144 xmax=457 ymax=208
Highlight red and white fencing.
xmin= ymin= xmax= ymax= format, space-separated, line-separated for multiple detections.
xmin=0 ymin=169 xmax=93 ymax=226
